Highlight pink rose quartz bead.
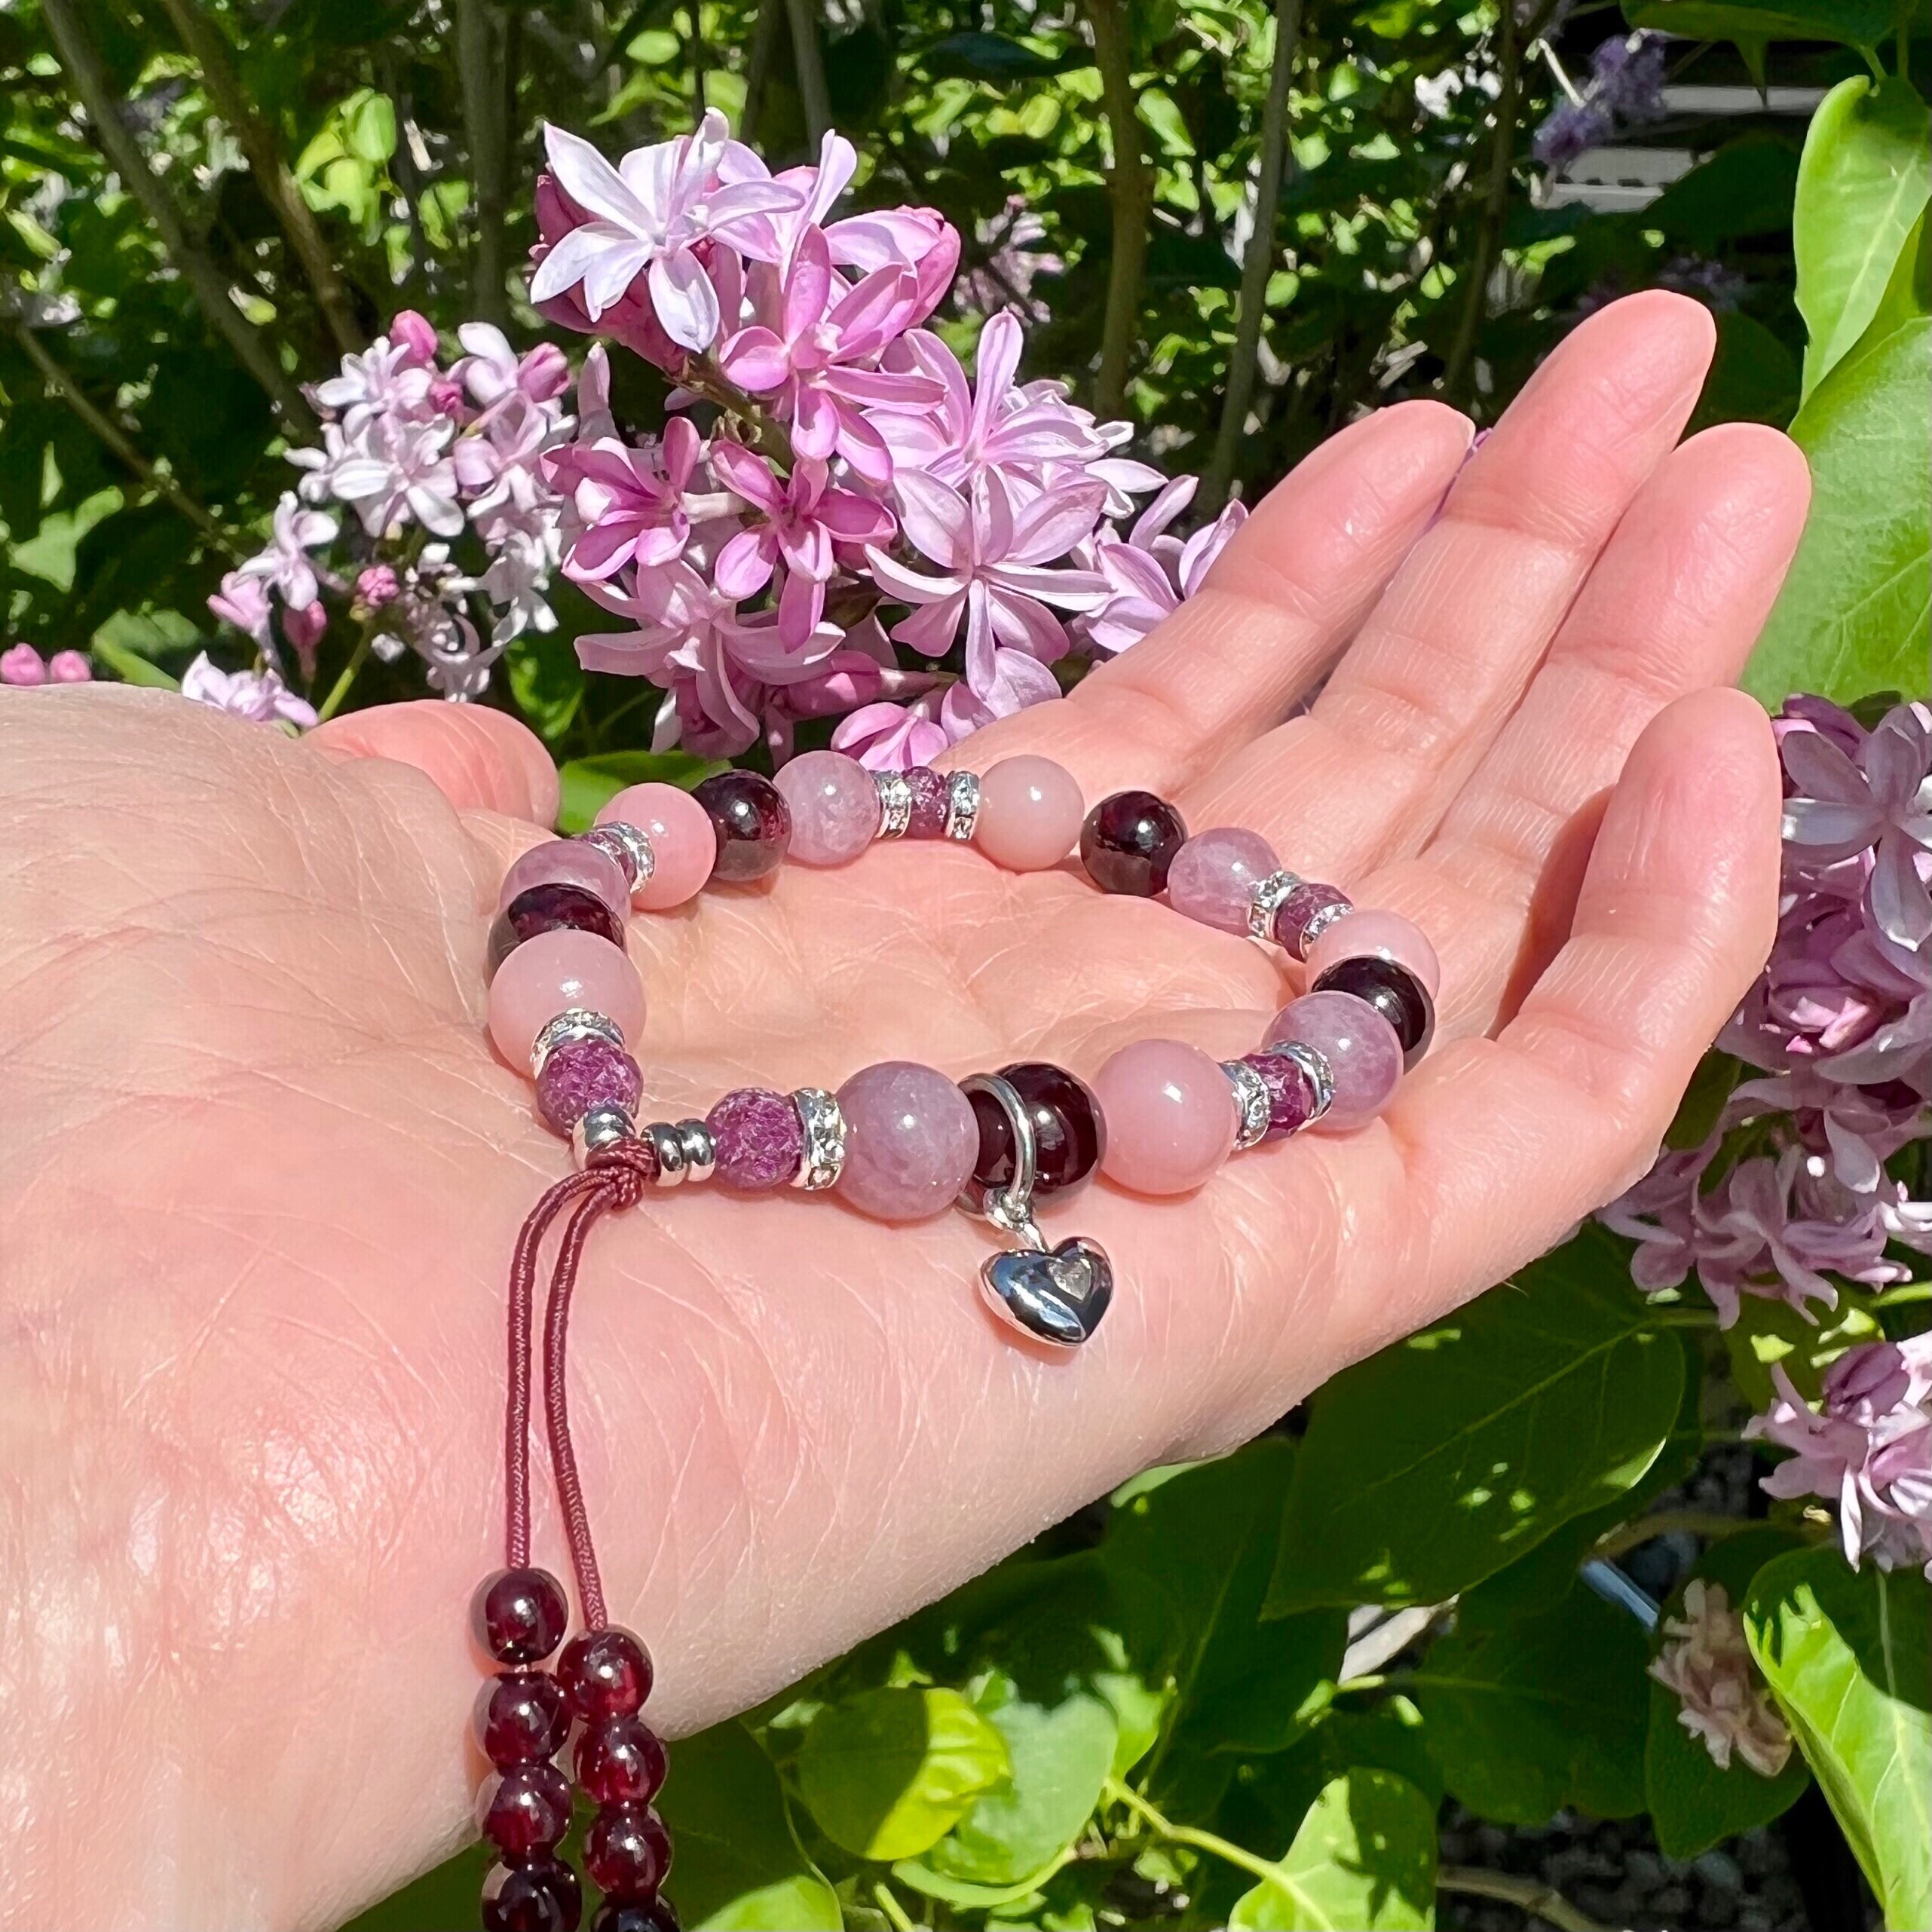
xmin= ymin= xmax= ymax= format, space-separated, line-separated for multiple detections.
xmin=773 ymin=751 xmax=881 ymax=867
xmin=488 ymin=929 xmax=645 ymax=1067
xmin=501 ymin=838 xmax=631 ymax=923
xmin=974 ymin=757 xmax=1085 ymax=872
xmin=1265 ymin=990 xmax=1402 ymax=1133
xmin=835 ymin=1061 xmax=978 ymax=1223
xmin=1166 ymin=828 xmax=1281 ymax=934
xmin=1091 ymin=1039 xmax=1237 ymax=1196
xmin=598 ymin=782 xmax=717 ymax=911
xmin=1303 ymin=908 xmax=1441 ymax=1001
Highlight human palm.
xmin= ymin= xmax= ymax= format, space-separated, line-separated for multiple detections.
xmin=0 ymin=295 xmax=1808 ymax=1931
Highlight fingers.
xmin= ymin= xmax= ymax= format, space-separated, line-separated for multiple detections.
xmin=1359 ymin=421 xmax=1811 ymax=1040
xmin=1324 ymin=688 xmax=1781 ymax=1356
xmin=308 ymin=701 xmax=561 ymax=825
xmin=1180 ymin=292 xmax=1718 ymax=874
xmin=938 ymin=402 xmax=1474 ymax=798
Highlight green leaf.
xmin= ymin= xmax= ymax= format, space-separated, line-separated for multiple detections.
xmin=1745 ymin=1550 xmax=1932 ymax=1930
xmin=1866 ymin=207 xmax=1931 ymax=340
xmin=1690 ymin=311 xmax=1801 ymax=432
xmin=795 ymin=1686 xmax=1012 ymax=1861
xmin=1794 ymin=77 xmax=1932 ymax=400
xmin=1743 ymin=317 xmax=1931 ymax=706
xmin=922 ymin=30 xmax=1070 ymax=79
xmin=1624 ymin=0 xmax=1895 ymax=46
xmin=90 ymin=632 xmax=178 ymax=689
xmin=506 ymin=630 xmax=586 ymax=744
xmin=556 ymin=750 xmax=724 ymax=833
xmin=1266 ymin=1229 xmax=1685 ymax=1612
xmin=1722 ymin=1290 xmax=1881 ymax=1410
xmin=341 ymin=89 xmax=398 ymax=164
xmin=1227 ymin=1771 xmax=1438 ymax=1930
xmin=658 ymin=1720 xmax=843 ymax=1930
xmin=1649 ymin=136 xmax=1801 ymax=253
xmin=1644 ymin=1527 xmax=1811 ymax=1858
xmin=1413 ymin=1577 xmax=1650 ymax=1823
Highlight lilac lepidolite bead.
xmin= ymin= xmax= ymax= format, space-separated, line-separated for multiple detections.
xmin=707 ymin=1088 xmax=804 ymax=1191
xmin=1265 ymin=990 xmax=1403 ymax=1133
xmin=773 ymin=751 xmax=881 ymax=867
xmin=835 ymin=1061 xmax=978 ymax=1222
xmin=536 ymin=1037 xmax=645 ymax=1134
xmin=1166 ymin=828 xmax=1281 ymax=934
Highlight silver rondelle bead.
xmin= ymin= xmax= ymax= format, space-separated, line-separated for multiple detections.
xmin=674 ymin=1118 xmax=716 ymax=1184
xmin=874 ymin=770 xmax=914 ymax=840
xmin=587 ymin=819 xmax=656 ymax=890
xmin=1223 ymin=1059 xmax=1273 ymax=1150
xmin=1269 ymin=1040 xmax=1336 ymax=1125
xmin=944 ymin=770 xmax=981 ymax=843
xmin=648 ymin=1121 xmax=689 ymax=1186
xmin=531 ymin=1008 xmax=626 ymax=1080
xmin=791 ymin=1088 xmax=848 ymax=1190
xmin=1297 ymin=899 xmax=1353 ymax=955
xmin=1247 ymin=868 xmax=1304 ymax=944
xmin=573 ymin=1103 xmax=637 ymax=1168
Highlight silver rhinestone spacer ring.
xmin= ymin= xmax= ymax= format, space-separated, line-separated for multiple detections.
xmin=573 ymin=1103 xmax=637 ymax=1168
xmin=1223 ymin=1059 xmax=1273 ymax=1150
xmin=1248 ymin=869 xmax=1305 ymax=944
xmin=591 ymin=820 xmax=657 ymax=889
xmin=1297 ymin=899 xmax=1354 ymax=957
xmin=874 ymin=770 xmax=914 ymax=839
xmin=791 ymin=1088 xmax=848 ymax=1190
xmin=944 ymin=771 xmax=981 ymax=843
xmin=530 ymin=1008 xmax=625 ymax=1081
xmin=1269 ymin=1040 xmax=1336 ymax=1125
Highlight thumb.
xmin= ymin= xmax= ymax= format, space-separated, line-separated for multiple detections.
xmin=308 ymin=701 xmax=561 ymax=825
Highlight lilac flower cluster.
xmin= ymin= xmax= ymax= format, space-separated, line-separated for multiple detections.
xmin=1533 ymin=31 xmax=1670 ymax=170
xmin=1603 ymin=698 xmax=1931 ymax=1327
xmin=524 ymin=115 xmax=1242 ymax=764
xmin=1647 ymin=1579 xmax=1793 ymax=1776
xmin=1 ymin=642 xmax=93 ymax=685
xmin=208 ymin=313 xmax=577 ymax=701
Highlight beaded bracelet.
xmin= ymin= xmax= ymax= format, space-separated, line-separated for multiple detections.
xmin=467 ymin=750 xmax=1438 ymax=1932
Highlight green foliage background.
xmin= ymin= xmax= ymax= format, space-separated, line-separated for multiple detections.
xmin=3 ymin=0 xmax=1927 ymax=1926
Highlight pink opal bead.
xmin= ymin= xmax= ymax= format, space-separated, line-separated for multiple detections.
xmin=773 ymin=751 xmax=881 ymax=867
xmin=1091 ymin=1039 xmax=1237 ymax=1196
xmin=1166 ymin=827 xmax=1280 ymax=933
xmin=974 ymin=757 xmax=1085 ymax=872
xmin=836 ymin=1061 xmax=978 ymax=1222
xmin=501 ymin=838 xmax=630 ymax=922
xmin=1265 ymin=990 xmax=1402 ymax=1133
xmin=598 ymin=782 xmax=716 ymax=910
xmin=487 ymin=928 xmax=645 ymax=1067
xmin=1304 ymin=908 xmax=1441 ymax=1001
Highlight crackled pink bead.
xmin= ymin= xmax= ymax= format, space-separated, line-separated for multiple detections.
xmin=836 ymin=1061 xmax=978 ymax=1223
xmin=1265 ymin=990 xmax=1402 ymax=1132
xmin=1304 ymin=908 xmax=1441 ymax=1001
xmin=1092 ymin=1039 xmax=1236 ymax=1195
xmin=502 ymin=838 xmax=631 ymax=923
xmin=707 ymin=1088 xmax=803 ymax=1191
xmin=774 ymin=751 xmax=881 ymax=867
xmin=598 ymin=782 xmax=717 ymax=910
xmin=1166 ymin=828 xmax=1280 ymax=934
xmin=536 ymin=1037 xmax=644 ymax=1134
xmin=488 ymin=929 xmax=644 ymax=1067
xmin=975 ymin=757 xmax=1084 ymax=872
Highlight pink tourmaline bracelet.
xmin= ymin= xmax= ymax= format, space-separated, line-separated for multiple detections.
xmin=470 ymin=749 xmax=1439 ymax=1930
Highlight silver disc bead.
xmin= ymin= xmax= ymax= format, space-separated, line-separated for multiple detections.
xmin=944 ymin=770 xmax=981 ymax=842
xmin=573 ymin=1103 xmax=637 ymax=1168
xmin=874 ymin=770 xmax=914 ymax=839
xmin=1223 ymin=1059 xmax=1274 ymax=1150
xmin=791 ymin=1088 xmax=848 ymax=1190
xmin=673 ymin=1118 xmax=715 ymax=1184
xmin=647 ymin=1121 xmax=690 ymax=1186
xmin=1247 ymin=868 xmax=1305 ymax=944
xmin=1270 ymin=1040 xmax=1336 ymax=1125
xmin=530 ymin=1008 xmax=626 ymax=1081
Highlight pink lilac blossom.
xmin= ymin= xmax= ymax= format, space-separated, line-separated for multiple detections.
xmin=1648 ymin=1581 xmax=1793 ymax=1777
xmin=1747 ymin=1339 xmax=1932 ymax=1576
xmin=1534 ymin=32 xmax=1668 ymax=170
xmin=179 ymin=651 xmax=317 ymax=728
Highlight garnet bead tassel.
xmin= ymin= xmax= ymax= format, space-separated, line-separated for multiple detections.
xmin=590 ymin=1899 xmax=681 ymax=1932
xmin=478 ymin=1761 xmax=576 ymax=1856
xmin=584 ymin=1802 xmax=674 ymax=1901
xmin=576 ymin=1715 xmax=669 ymax=1807
xmin=482 ymin=1856 xmax=583 ymax=1932
xmin=474 ymin=1568 xmax=571 ymax=1667
xmin=476 ymin=1670 xmax=571 ymax=1768
xmin=560 ymin=1626 xmax=654 ymax=1722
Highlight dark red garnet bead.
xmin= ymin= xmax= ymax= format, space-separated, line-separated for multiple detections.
xmin=590 ymin=1897 xmax=681 ymax=1932
xmin=1079 ymin=790 xmax=1188 ymax=897
xmin=575 ymin=1714 xmax=669 ymax=1806
xmin=1311 ymin=954 xmax=1436 ymax=1069
xmin=488 ymin=883 xmax=628 ymax=976
xmin=482 ymin=1855 xmax=583 ymax=1932
xmin=475 ymin=1670 xmax=570 ymax=1769
xmin=559 ymin=1625 xmax=654 ymax=1722
xmin=477 ymin=1761 xmax=575 ymax=1856
xmin=473 ymin=1567 xmax=570 ymax=1667
xmin=969 ymin=1061 xmax=1107 ymax=1199
xmin=584 ymin=1802 xmax=673 ymax=1901
xmin=693 ymin=770 xmax=791 ymax=882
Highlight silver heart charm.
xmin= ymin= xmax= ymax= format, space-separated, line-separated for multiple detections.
xmin=979 ymin=1237 xmax=1114 ymax=1348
